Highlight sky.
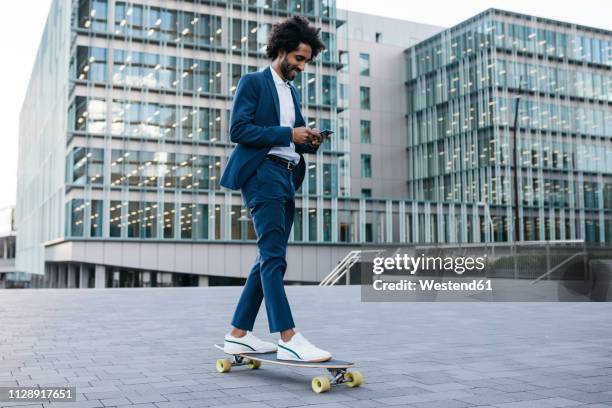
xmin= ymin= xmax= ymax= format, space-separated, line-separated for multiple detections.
xmin=1 ymin=0 xmax=611 ymax=210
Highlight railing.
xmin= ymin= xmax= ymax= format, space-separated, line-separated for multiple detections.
xmin=319 ymin=250 xmax=383 ymax=286
xmin=321 ymin=239 xmax=608 ymax=286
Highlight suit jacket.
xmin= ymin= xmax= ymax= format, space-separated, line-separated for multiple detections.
xmin=219 ymin=66 xmax=319 ymax=190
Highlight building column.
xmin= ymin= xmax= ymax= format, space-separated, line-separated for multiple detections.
xmin=79 ymin=264 xmax=88 ymax=288
xmin=94 ymin=265 xmax=105 ymax=288
xmin=3 ymin=238 xmax=7 ymax=259
xmin=60 ymin=264 xmax=68 ymax=288
xmin=198 ymin=275 xmax=209 ymax=287
xmin=43 ymin=263 xmax=50 ymax=288
xmin=67 ymin=265 xmax=77 ymax=288
xmin=52 ymin=264 xmax=59 ymax=288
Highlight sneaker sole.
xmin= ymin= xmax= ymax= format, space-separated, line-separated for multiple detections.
xmin=223 ymin=344 xmax=277 ymax=354
xmin=277 ymin=355 xmax=332 ymax=363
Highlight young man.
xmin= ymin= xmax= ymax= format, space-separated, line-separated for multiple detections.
xmin=219 ymin=16 xmax=332 ymax=362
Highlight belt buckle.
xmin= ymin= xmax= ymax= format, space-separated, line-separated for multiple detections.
xmin=286 ymin=161 xmax=292 ymax=170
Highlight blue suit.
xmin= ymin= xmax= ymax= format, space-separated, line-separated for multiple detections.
xmin=220 ymin=66 xmax=317 ymax=191
xmin=221 ymin=66 xmax=319 ymax=333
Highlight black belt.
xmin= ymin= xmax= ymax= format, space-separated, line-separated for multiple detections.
xmin=265 ymin=154 xmax=296 ymax=170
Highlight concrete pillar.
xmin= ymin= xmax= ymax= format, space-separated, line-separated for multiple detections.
xmin=94 ymin=265 xmax=106 ymax=288
xmin=198 ymin=275 xmax=209 ymax=286
xmin=3 ymin=238 xmax=7 ymax=259
xmin=43 ymin=264 xmax=50 ymax=288
xmin=51 ymin=264 xmax=58 ymax=288
xmin=60 ymin=265 xmax=68 ymax=288
xmin=67 ymin=265 xmax=77 ymax=288
xmin=79 ymin=264 xmax=88 ymax=288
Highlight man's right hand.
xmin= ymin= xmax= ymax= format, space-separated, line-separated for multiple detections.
xmin=291 ymin=127 xmax=316 ymax=144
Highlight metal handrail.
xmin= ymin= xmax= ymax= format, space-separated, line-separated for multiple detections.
xmin=319 ymin=249 xmax=383 ymax=286
xmin=530 ymin=251 xmax=587 ymax=284
xmin=319 ymin=251 xmax=359 ymax=286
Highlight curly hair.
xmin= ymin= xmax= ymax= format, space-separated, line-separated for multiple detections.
xmin=265 ymin=16 xmax=326 ymax=60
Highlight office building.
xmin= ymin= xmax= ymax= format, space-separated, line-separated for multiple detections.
xmin=405 ymin=8 xmax=612 ymax=243
xmin=16 ymin=1 xmax=440 ymax=287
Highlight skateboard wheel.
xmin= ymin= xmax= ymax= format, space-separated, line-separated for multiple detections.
xmin=344 ymin=371 xmax=363 ymax=387
xmin=247 ymin=359 xmax=261 ymax=369
xmin=311 ymin=376 xmax=331 ymax=393
xmin=216 ymin=358 xmax=232 ymax=373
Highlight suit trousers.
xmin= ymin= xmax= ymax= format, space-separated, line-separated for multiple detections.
xmin=230 ymin=158 xmax=296 ymax=333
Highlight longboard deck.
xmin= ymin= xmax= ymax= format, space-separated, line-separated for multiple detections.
xmin=214 ymin=344 xmax=354 ymax=369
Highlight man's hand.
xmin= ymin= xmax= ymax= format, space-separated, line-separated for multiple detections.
xmin=291 ymin=127 xmax=314 ymax=144
xmin=308 ymin=128 xmax=322 ymax=147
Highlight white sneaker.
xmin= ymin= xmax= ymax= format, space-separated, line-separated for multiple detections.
xmin=277 ymin=333 xmax=332 ymax=362
xmin=223 ymin=332 xmax=277 ymax=354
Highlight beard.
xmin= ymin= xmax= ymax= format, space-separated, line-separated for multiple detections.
xmin=280 ymin=56 xmax=297 ymax=81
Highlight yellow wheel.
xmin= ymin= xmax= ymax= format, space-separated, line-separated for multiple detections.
xmin=311 ymin=376 xmax=331 ymax=393
xmin=345 ymin=371 xmax=363 ymax=387
xmin=246 ymin=359 xmax=261 ymax=369
xmin=215 ymin=358 xmax=232 ymax=373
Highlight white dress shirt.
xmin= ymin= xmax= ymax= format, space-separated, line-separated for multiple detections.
xmin=268 ymin=66 xmax=301 ymax=165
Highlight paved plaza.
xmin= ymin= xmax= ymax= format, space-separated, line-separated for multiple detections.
xmin=1 ymin=286 xmax=612 ymax=408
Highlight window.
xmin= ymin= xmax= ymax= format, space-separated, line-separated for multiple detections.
xmin=375 ymin=32 xmax=382 ymax=43
xmin=361 ymin=154 xmax=372 ymax=178
xmin=163 ymin=203 xmax=174 ymax=238
xmin=90 ymin=200 xmax=103 ymax=237
xmin=359 ymin=53 xmax=370 ymax=76
xmin=338 ymin=83 xmax=349 ymax=109
xmin=360 ymin=120 xmax=371 ymax=143
xmin=69 ymin=199 xmax=85 ymax=237
xmin=339 ymin=50 xmax=348 ymax=72
xmin=360 ymin=86 xmax=370 ymax=109
xmin=109 ymin=201 xmax=122 ymax=237
xmin=361 ymin=188 xmax=372 ymax=198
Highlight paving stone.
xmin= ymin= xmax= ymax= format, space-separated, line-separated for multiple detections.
xmin=0 ymin=287 xmax=611 ymax=408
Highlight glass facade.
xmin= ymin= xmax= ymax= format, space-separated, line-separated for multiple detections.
xmin=65 ymin=0 xmax=404 ymax=245
xmin=405 ymin=9 xmax=612 ymax=243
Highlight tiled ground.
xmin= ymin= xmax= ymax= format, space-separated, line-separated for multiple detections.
xmin=1 ymin=286 xmax=612 ymax=407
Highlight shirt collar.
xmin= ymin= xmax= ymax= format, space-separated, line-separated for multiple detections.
xmin=270 ymin=65 xmax=291 ymax=88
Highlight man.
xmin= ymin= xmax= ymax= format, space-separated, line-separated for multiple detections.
xmin=219 ymin=16 xmax=332 ymax=362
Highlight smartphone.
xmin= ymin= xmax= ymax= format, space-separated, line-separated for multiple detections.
xmin=319 ymin=129 xmax=334 ymax=139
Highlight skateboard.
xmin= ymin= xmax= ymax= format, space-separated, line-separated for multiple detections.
xmin=214 ymin=344 xmax=363 ymax=393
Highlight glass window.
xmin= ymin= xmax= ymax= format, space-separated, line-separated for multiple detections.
xmin=360 ymin=86 xmax=370 ymax=109
xmin=294 ymin=208 xmax=303 ymax=241
xmin=360 ymin=120 xmax=371 ymax=143
xmin=321 ymin=75 xmax=336 ymax=106
xmin=308 ymin=162 xmax=317 ymax=195
xmin=163 ymin=203 xmax=174 ymax=238
xmin=109 ymin=201 xmax=122 ymax=237
xmin=193 ymin=204 xmax=208 ymax=239
xmin=339 ymin=50 xmax=348 ymax=72
xmin=322 ymin=163 xmax=337 ymax=196
xmin=359 ymin=53 xmax=370 ymax=76
xmin=308 ymin=208 xmax=317 ymax=241
xmin=90 ymin=200 xmax=103 ymax=237
xmin=361 ymin=154 xmax=372 ymax=178
xmin=69 ymin=199 xmax=85 ymax=237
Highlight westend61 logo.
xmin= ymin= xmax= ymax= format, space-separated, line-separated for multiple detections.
xmin=370 ymin=253 xmax=492 ymax=293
